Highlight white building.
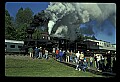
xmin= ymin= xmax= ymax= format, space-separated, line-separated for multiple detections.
xmin=85 ymin=39 xmax=116 ymax=51
xmin=112 ymin=44 xmax=116 ymax=49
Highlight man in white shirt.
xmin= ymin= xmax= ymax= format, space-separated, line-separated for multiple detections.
xmin=96 ymin=54 xmax=101 ymax=70
xmin=52 ymin=47 xmax=56 ymax=58
xmin=75 ymin=51 xmax=80 ymax=70
xmin=45 ymin=49 xmax=49 ymax=59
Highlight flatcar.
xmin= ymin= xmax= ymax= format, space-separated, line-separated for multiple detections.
xmin=5 ymin=39 xmax=25 ymax=55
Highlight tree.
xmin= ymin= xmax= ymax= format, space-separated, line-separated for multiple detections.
xmin=5 ymin=9 xmax=16 ymax=40
xmin=23 ymin=8 xmax=34 ymax=24
xmin=15 ymin=7 xmax=34 ymax=40
xmin=15 ymin=7 xmax=24 ymax=26
xmin=15 ymin=7 xmax=33 ymax=26
xmin=16 ymin=23 xmax=28 ymax=40
xmin=32 ymin=28 xmax=42 ymax=40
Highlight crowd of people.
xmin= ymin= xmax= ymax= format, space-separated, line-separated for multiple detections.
xmin=52 ymin=48 xmax=116 ymax=73
xmin=28 ymin=46 xmax=49 ymax=60
xmin=28 ymin=47 xmax=116 ymax=73
xmin=52 ymin=48 xmax=88 ymax=72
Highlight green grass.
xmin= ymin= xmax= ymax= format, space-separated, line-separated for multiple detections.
xmin=5 ymin=55 xmax=104 ymax=77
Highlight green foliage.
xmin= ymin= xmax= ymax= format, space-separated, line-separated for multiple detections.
xmin=15 ymin=7 xmax=33 ymax=26
xmin=15 ymin=7 xmax=24 ymax=26
xmin=5 ymin=9 xmax=17 ymax=40
xmin=32 ymin=28 xmax=42 ymax=39
xmin=5 ymin=8 xmax=51 ymax=41
xmin=5 ymin=7 xmax=34 ymax=40
xmin=14 ymin=7 xmax=34 ymax=40
xmin=16 ymin=23 xmax=28 ymax=40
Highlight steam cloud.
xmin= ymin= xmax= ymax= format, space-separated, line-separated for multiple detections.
xmin=45 ymin=2 xmax=116 ymax=41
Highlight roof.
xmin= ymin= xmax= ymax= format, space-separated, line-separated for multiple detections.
xmin=5 ymin=39 xmax=24 ymax=44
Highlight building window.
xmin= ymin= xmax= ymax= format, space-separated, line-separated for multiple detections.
xmin=104 ymin=43 xmax=106 ymax=46
xmin=18 ymin=46 xmax=22 ymax=48
xmin=97 ymin=43 xmax=99 ymax=45
xmin=112 ymin=45 xmax=114 ymax=47
xmin=10 ymin=45 xmax=15 ymax=48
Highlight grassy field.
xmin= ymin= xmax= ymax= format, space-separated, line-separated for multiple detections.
xmin=5 ymin=55 xmax=105 ymax=77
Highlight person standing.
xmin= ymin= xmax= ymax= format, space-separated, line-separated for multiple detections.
xmin=101 ymin=55 xmax=105 ymax=72
xmin=112 ymin=56 xmax=116 ymax=73
xmin=42 ymin=48 xmax=46 ymax=58
xmin=96 ymin=54 xmax=101 ymax=70
xmin=28 ymin=47 xmax=34 ymax=58
xmin=34 ymin=47 xmax=39 ymax=59
xmin=55 ymin=48 xmax=59 ymax=60
xmin=94 ymin=54 xmax=97 ymax=69
xmin=106 ymin=51 xmax=112 ymax=71
xmin=66 ymin=50 xmax=70 ymax=62
xmin=45 ymin=49 xmax=49 ymax=60
xmin=59 ymin=50 xmax=64 ymax=62
xmin=52 ymin=47 xmax=56 ymax=58
xmin=38 ymin=47 xmax=42 ymax=59
xmin=69 ymin=50 xmax=73 ymax=62
xmin=62 ymin=50 xmax=66 ymax=62
xmin=75 ymin=51 xmax=80 ymax=71
xmin=80 ymin=51 xmax=84 ymax=61
xmin=89 ymin=56 xmax=93 ymax=67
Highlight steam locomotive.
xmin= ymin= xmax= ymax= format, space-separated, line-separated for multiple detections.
xmin=5 ymin=28 xmax=109 ymax=56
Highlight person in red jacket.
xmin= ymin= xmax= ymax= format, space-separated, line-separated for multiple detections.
xmin=56 ymin=48 xmax=59 ymax=60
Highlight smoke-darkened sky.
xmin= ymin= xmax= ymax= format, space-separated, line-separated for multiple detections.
xmin=5 ymin=2 xmax=116 ymax=44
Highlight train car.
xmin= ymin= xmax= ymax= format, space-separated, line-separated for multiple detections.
xmin=5 ymin=39 xmax=25 ymax=55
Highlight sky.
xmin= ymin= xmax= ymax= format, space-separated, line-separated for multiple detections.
xmin=5 ymin=2 xmax=50 ymax=17
xmin=5 ymin=2 xmax=116 ymax=44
